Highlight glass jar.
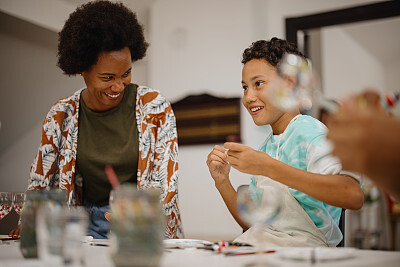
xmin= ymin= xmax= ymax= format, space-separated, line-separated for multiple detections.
xmin=19 ymin=189 xmax=67 ymax=258
xmin=110 ymin=185 xmax=164 ymax=267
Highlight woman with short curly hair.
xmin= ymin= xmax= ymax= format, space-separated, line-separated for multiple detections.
xmin=9 ymin=0 xmax=183 ymax=239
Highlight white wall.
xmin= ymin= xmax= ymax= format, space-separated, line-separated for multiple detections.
xmin=322 ymin=27 xmax=385 ymax=99
xmin=262 ymin=0 xmax=385 ymax=40
xmin=0 ymin=11 xmax=84 ymax=192
xmin=0 ymin=0 xmax=75 ymax=32
xmin=386 ymin=60 xmax=400 ymax=97
xmin=384 ymin=60 xmax=400 ymax=118
xmin=148 ymin=0 xmax=268 ymax=240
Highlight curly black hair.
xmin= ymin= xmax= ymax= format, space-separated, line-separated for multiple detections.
xmin=241 ymin=37 xmax=305 ymax=66
xmin=57 ymin=0 xmax=149 ymax=75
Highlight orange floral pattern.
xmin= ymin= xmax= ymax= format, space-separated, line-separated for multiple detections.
xmin=28 ymin=84 xmax=183 ymax=238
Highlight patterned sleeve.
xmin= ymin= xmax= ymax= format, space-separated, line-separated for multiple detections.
xmin=28 ymin=107 xmax=61 ymax=190
xmin=137 ymin=87 xmax=184 ymax=239
xmin=153 ymin=99 xmax=184 ymax=239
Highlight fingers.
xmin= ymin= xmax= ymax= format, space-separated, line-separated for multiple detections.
xmin=226 ymin=154 xmax=239 ymax=167
xmin=327 ymin=105 xmax=361 ymax=129
xmin=225 ymin=142 xmax=253 ymax=161
xmin=224 ymin=142 xmax=247 ymax=162
xmin=224 ymin=142 xmax=246 ymax=151
xmin=104 ymin=212 xmax=111 ymax=222
xmin=206 ymin=146 xmax=231 ymax=184
xmin=9 ymin=225 xmax=21 ymax=238
xmin=206 ymin=145 xmax=228 ymax=166
xmin=339 ymin=89 xmax=383 ymax=114
xmin=213 ymin=144 xmax=227 ymax=153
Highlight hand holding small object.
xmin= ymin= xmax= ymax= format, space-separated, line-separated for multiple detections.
xmin=206 ymin=145 xmax=231 ymax=186
xmin=224 ymin=142 xmax=272 ymax=176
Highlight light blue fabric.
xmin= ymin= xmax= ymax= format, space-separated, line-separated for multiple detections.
xmin=249 ymin=115 xmax=343 ymax=247
xmin=84 ymin=203 xmax=110 ymax=239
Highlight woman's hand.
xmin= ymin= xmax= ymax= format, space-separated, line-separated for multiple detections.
xmin=206 ymin=145 xmax=231 ymax=186
xmin=104 ymin=212 xmax=111 ymax=222
xmin=8 ymin=224 xmax=21 ymax=238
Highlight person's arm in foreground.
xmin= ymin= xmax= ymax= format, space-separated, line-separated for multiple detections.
xmin=327 ymin=92 xmax=400 ymax=201
xmin=206 ymin=145 xmax=250 ymax=230
xmin=224 ymin=142 xmax=364 ymax=210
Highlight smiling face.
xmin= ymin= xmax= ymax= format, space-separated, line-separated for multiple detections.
xmin=241 ymin=58 xmax=285 ymax=128
xmin=81 ymin=47 xmax=132 ymax=112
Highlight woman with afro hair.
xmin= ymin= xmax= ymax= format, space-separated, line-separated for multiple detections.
xmin=9 ymin=0 xmax=183 ymax=239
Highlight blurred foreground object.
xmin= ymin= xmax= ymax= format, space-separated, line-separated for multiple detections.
xmin=20 ymin=190 xmax=66 ymax=258
xmin=327 ymin=89 xmax=400 ymax=202
xmin=270 ymin=53 xmax=316 ymax=112
xmin=110 ymin=185 xmax=163 ymax=267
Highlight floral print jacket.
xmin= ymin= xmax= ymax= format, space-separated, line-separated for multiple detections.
xmin=28 ymin=84 xmax=183 ymax=239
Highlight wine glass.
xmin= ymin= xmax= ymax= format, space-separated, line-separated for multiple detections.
xmin=0 ymin=192 xmax=13 ymax=220
xmin=269 ymin=53 xmax=327 ymax=117
xmin=270 ymin=53 xmax=400 ymax=120
xmin=13 ymin=192 xmax=25 ymax=215
xmin=237 ymin=185 xmax=282 ymax=267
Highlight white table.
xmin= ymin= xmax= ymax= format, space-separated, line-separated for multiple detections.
xmin=1 ymin=239 xmax=400 ymax=267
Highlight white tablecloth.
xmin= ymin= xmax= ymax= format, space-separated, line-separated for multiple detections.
xmin=1 ymin=239 xmax=400 ymax=267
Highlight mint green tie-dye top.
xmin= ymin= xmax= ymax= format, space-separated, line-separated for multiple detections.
xmin=249 ymin=115 xmax=358 ymax=246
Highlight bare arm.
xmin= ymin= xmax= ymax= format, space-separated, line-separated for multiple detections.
xmin=263 ymin=159 xmax=363 ymax=210
xmin=215 ymin=180 xmax=250 ymax=231
xmin=206 ymin=145 xmax=250 ymax=230
xmin=225 ymin=142 xmax=364 ymax=210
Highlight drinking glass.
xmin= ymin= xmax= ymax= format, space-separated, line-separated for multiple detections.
xmin=109 ymin=189 xmax=116 ymax=210
xmin=110 ymin=185 xmax=164 ymax=267
xmin=20 ymin=189 xmax=67 ymax=259
xmin=269 ymin=53 xmax=325 ymax=117
xmin=0 ymin=192 xmax=13 ymax=220
xmin=272 ymin=53 xmax=400 ymax=119
xmin=36 ymin=202 xmax=66 ymax=266
xmin=62 ymin=206 xmax=89 ymax=267
xmin=237 ymin=185 xmax=282 ymax=267
xmin=13 ymin=192 xmax=25 ymax=215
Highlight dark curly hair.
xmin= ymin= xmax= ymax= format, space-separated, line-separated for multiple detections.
xmin=241 ymin=37 xmax=305 ymax=66
xmin=57 ymin=0 xmax=149 ymax=75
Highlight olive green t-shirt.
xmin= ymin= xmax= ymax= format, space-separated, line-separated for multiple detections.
xmin=76 ymin=84 xmax=139 ymax=206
